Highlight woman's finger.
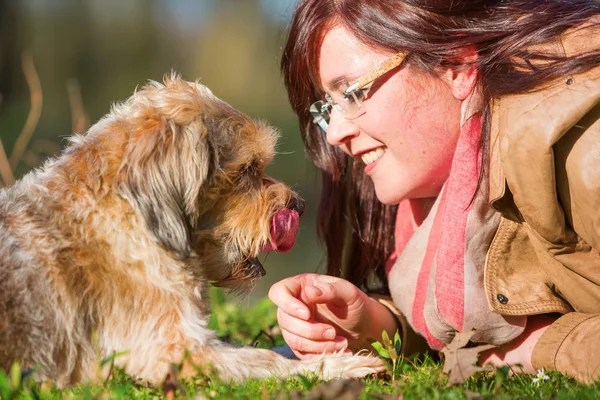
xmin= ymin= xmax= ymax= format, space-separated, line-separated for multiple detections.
xmin=304 ymin=279 xmax=362 ymax=307
xmin=281 ymin=327 xmax=348 ymax=356
xmin=268 ymin=275 xmax=313 ymax=320
xmin=276 ymin=308 xmax=337 ymax=341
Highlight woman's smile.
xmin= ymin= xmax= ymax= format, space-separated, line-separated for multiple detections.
xmin=361 ymin=146 xmax=387 ymax=173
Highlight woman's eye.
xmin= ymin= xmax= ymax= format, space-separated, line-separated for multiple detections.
xmin=343 ymin=88 xmax=367 ymax=103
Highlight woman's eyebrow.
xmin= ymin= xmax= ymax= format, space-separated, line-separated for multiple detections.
xmin=326 ymin=74 xmax=359 ymax=91
xmin=324 ymin=76 xmax=346 ymax=90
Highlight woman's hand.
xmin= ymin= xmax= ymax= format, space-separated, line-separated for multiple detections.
xmin=268 ymin=273 xmax=398 ymax=359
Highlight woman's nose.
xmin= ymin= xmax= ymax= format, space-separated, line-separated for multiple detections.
xmin=326 ymin=110 xmax=359 ymax=146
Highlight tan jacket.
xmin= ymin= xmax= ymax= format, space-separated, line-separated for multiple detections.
xmin=486 ymin=18 xmax=600 ymax=383
xmin=376 ymin=18 xmax=600 ymax=383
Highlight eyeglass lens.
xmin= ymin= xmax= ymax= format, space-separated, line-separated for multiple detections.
xmin=310 ymin=80 xmax=367 ymax=133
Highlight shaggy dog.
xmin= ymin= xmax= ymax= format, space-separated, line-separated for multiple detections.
xmin=0 ymin=76 xmax=384 ymax=387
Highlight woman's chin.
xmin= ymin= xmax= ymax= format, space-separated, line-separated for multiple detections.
xmin=373 ymin=186 xmax=405 ymax=205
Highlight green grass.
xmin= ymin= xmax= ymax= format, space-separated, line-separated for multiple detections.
xmin=2 ymin=288 xmax=599 ymax=400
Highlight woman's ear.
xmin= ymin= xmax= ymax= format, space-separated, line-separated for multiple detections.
xmin=440 ymin=45 xmax=479 ymax=101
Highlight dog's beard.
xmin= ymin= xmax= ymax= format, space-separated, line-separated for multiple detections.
xmin=210 ymin=256 xmax=266 ymax=294
xmin=186 ymin=234 xmax=265 ymax=294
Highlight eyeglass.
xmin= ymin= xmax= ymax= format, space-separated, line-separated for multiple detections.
xmin=309 ymin=51 xmax=408 ymax=133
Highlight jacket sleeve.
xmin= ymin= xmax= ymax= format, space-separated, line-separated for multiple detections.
xmin=368 ymin=294 xmax=431 ymax=357
xmin=531 ymin=312 xmax=600 ymax=384
xmin=554 ymin=107 xmax=600 ymax=253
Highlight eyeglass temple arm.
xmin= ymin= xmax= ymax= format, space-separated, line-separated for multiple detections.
xmin=344 ymin=51 xmax=408 ymax=94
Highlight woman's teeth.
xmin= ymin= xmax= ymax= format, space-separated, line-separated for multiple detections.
xmin=361 ymin=147 xmax=387 ymax=165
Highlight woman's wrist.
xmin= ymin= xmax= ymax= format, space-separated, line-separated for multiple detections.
xmin=353 ymin=295 xmax=400 ymax=351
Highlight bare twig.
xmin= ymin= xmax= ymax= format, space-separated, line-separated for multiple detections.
xmin=0 ymin=138 xmax=14 ymax=187
xmin=9 ymin=50 xmax=42 ymax=170
xmin=22 ymin=139 xmax=62 ymax=169
xmin=0 ymin=94 xmax=14 ymax=187
xmin=66 ymin=78 xmax=89 ymax=134
xmin=22 ymin=149 xmax=41 ymax=168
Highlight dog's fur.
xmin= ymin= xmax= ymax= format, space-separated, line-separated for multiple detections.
xmin=0 ymin=76 xmax=384 ymax=386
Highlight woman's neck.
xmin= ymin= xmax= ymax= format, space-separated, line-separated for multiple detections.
xmin=409 ymin=197 xmax=437 ymax=227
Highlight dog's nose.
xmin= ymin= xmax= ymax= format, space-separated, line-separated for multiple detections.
xmin=287 ymin=197 xmax=305 ymax=216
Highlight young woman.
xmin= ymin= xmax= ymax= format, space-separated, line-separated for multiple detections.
xmin=268 ymin=0 xmax=600 ymax=383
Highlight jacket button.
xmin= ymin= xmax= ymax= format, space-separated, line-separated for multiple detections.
xmin=497 ymin=294 xmax=509 ymax=304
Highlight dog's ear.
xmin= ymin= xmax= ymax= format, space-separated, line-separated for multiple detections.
xmin=115 ymin=116 xmax=213 ymax=259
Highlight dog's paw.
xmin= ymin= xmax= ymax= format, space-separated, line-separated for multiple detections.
xmin=321 ymin=353 xmax=387 ymax=379
xmin=296 ymin=353 xmax=387 ymax=380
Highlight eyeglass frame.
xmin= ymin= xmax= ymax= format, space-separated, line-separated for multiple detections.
xmin=309 ymin=50 xmax=408 ymax=133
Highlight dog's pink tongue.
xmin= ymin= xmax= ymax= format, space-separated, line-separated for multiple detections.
xmin=262 ymin=209 xmax=300 ymax=253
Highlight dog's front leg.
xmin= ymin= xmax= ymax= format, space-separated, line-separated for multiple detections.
xmin=179 ymin=342 xmax=386 ymax=383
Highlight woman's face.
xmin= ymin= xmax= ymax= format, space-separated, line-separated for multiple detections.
xmin=318 ymin=24 xmax=469 ymax=204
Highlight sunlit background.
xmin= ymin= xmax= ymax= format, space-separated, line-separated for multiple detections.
xmin=0 ymin=0 xmax=326 ymax=303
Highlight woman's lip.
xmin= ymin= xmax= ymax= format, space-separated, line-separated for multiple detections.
xmin=354 ymin=146 xmax=384 ymax=157
xmin=364 ymin=153 xmax=384 ymax=174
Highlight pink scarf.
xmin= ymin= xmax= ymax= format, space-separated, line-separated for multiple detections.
xmin=387 ymin=112 xmax=526 ymax=349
